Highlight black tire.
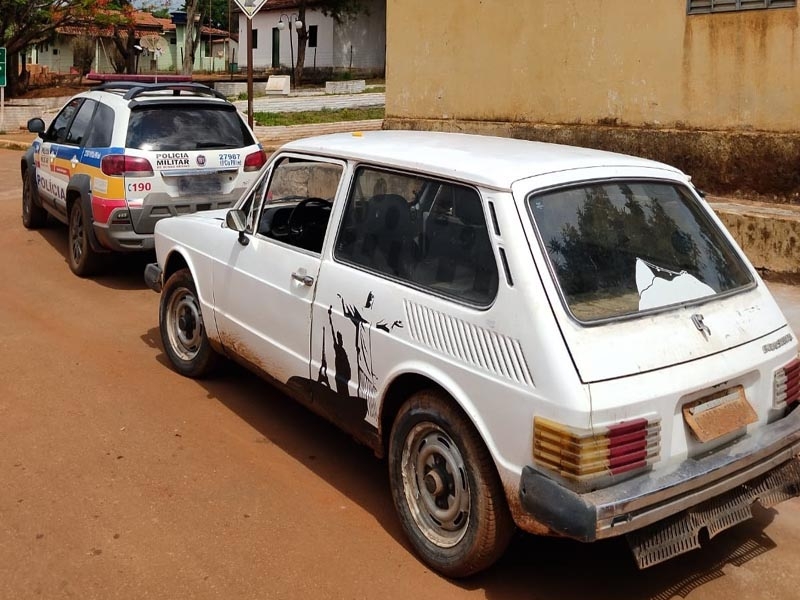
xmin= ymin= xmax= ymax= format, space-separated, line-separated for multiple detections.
xmin=68 ymin=200 xmax=103 ymax=277
xmin=22 ymin=170 xmax=47 ymax=229
xmin=159 ymin=268 xmax=219 ymax=378
xmin=388 ymin=389 xmax=515 ymax=577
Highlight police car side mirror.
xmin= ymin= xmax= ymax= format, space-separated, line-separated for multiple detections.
xmin=27 ymin=118 xmax=45 ymax=135
xmin=226 ymin=209 xmax=250 ymax=246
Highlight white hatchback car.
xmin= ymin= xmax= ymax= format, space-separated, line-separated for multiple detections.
xmin=145 ymin=131 xmax=800 ymax=577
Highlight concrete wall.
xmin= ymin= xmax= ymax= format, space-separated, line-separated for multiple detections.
xmin=384 ymin=0 xmax=800 ymax=196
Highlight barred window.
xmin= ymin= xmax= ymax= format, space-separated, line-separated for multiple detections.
xmin=688 ymin=0 xmax=796 ymax=14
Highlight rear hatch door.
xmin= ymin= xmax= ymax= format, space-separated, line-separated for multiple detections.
xmin=517 ymin=168 xmax=788 ymax=383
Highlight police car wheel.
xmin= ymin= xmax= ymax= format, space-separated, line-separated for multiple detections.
xmin=22 ymin=171 xmax=47 ymax=229
xmin=68 ymin=201 xmax=102 ymax=277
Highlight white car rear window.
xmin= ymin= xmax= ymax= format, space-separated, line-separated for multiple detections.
xmin=528 ymin=180 xmax=754 ymax=321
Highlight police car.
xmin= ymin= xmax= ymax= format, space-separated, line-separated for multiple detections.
xmin=21 ymin=82 xmax=266 ymax=276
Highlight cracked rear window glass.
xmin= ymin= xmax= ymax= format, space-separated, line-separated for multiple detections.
xmin=528 ymin=181 xmax=753 ymax=321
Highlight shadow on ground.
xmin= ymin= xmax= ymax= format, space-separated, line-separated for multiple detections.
xmin=140 ymin=325 xmax=781 ymax=599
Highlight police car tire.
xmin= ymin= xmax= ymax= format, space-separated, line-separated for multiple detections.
xmin=68 ymin=201 xmax=103 ymax=277
xmin=388 ymin=390 xmax=515 ymax=578
xmin=22 ymin=171 xmax=47 ymax=229
xmin=159 ymin=268 xmax=219 ymax=379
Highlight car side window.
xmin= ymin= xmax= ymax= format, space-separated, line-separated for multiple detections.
xmin=45 ymin=98 xmax=82 ymax=144
xmin=255 ymin=157 xmax=343 ymax=253
xmin=83 ymin=103 xmax=114 ymax=148
xmin=64 ymin=100 xmax=96 ymax=146
xmin=335 ymin=167 xmax=499 ymax=306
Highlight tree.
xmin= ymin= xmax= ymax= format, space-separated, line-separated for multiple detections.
xmin=71 ymin=35 xmax=95 ymax=76
xmin=182 ymin=0 xmax=202 ymax=75
xmin=94 ymin=0 xmax=140 ymax=75
xmin=0 ymin=0 xmax=99 ymax=96
xmin=293 ymin=0 xmax=367 ymax=85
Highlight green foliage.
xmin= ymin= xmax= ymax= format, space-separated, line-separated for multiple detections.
xmin=254 ymin=106 xmax=384 ymax=127
xmin=316 ymin=0 xmax=369 ymax=24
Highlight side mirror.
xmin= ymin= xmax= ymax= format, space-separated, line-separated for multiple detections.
xmin=27 ymin=118 xmax=45 ymax=135
xmin=226 ymin=209 xmax=250 ymax=246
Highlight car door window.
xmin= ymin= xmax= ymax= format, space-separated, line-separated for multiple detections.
xmin=335 ymin=167 xmax=499 ymax=306
xmin=255 ymin=157 xmax=343 ymax=253
xmin=45 ymin=98 xmax=82 ymax=143
xmin=64 ymin=99 xmax=96 ymax=146
xmin=83 ymin=103 xmax=114 ymax=148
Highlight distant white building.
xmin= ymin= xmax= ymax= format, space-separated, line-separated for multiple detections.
xmin=237 ymin=0 xmax=385 ymax=75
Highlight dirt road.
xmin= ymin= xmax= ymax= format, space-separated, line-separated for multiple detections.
xmin=2 ymin=148 xmax=800 ymax=599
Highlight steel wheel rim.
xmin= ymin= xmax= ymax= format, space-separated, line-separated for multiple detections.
xmin=165 ymin=286 xmax=204 ymax=361
xmin=70 ymin=206 xmax=84 ymax=265
xmin=400 ymin=421 xmax=470 ymax=548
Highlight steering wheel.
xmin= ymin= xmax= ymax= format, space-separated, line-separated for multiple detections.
xmin=287 ymin=198 xmax=330 ymax=246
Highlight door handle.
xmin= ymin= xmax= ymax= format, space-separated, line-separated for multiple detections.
xmin=291 ymin=272 xmax=314 ymax=286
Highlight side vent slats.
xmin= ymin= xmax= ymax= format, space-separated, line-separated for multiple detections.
xmin=404 ymin=300 xmax=533 ymax=387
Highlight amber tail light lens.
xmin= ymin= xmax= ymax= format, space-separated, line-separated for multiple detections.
xmin=533 ymin=416 xmax=661 ymax=492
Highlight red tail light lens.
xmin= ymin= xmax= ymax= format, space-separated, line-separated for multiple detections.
xmin=101 ymin=155 xmax=154 ymax=177
xmin=533 ymin=416 xmax=661 ymax=492
xmin=774 ymin=358 xmax=800 ymax=408
xmin=243 ymin=149 xmax=267 ymax=172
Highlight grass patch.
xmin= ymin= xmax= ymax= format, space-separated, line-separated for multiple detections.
xmin=254 ymin=106 xmax=384 ymax=127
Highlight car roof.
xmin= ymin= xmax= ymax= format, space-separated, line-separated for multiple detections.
xmin=75 ymin=84 xmax=230 ymax=111
xmin=280 ymin=130 xmax=685 ymax=190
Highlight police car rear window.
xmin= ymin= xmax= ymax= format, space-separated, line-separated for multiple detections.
xmin=126 ymin=105 xmax=254 ymax=151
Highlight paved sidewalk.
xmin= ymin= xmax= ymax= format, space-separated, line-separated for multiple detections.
xmin=235 ymin=92 xmax=385 ymax=113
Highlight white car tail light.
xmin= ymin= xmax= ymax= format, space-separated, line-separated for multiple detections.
xmin=533 ymin=416 xmax=661 ymax=492
xmin=774 ymin=358 xmax=800 ymax=408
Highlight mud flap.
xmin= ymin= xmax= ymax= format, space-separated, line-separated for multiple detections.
xmin=627 ymin=458 xmax=800 ymax=569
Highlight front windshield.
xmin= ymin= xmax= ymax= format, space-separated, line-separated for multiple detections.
xmin=528 ymin=180 xmax=753 ymax=322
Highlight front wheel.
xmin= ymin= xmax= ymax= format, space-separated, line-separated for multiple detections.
xmin=68 ymin=201 xmax=103 ymax=277
xmin=159 ymin=268 xmax=219 ymax=378
xmin=22 ymin=170 xmax=47 ymax=229
xmin=388 ymin=390 xmax=514 ymax=577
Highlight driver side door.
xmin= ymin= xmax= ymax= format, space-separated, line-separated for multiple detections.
xmin=212 ymin=154 xmax=346 ymax=393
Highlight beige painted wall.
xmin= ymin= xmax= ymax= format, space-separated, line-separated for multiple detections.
xmin=386 ymin=0 xmax=800 ymax=132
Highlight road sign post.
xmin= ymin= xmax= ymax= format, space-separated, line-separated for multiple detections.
xmin=233 ymin=1 xmax=268 ymax=129
xmin=0 ymin=48 xmax=6 ymax=132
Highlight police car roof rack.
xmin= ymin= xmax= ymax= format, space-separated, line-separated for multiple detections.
xmin=93 ymin=81 xmax=227 ymax=101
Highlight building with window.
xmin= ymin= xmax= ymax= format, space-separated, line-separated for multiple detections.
xmin=384 ymin=0 xmax=800 ymax=196
xmin=237 ymin=0 xmax=385 ymax=76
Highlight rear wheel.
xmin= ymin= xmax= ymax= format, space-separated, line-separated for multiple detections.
xmin=160 ymin=268 xmax=219 ymax=378
xmin=68 ymin=201 xmax=103 ymax=277
xmin=388 ymin=389 xmax=514 ymax=577
xmin=22 ymin=171 xmax=47 ymax=229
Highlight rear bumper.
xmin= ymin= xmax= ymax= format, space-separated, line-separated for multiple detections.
xmin=519 ymin=408 xmax=800 ymax=543
xmin=93 ymin=222 xmax=155 ymax=252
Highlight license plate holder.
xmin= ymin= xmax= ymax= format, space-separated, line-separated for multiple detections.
xmin=177 ymin=175 xmax=221 ymax=195
xmin=682 ymin=385 xmax=757 ymax=443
